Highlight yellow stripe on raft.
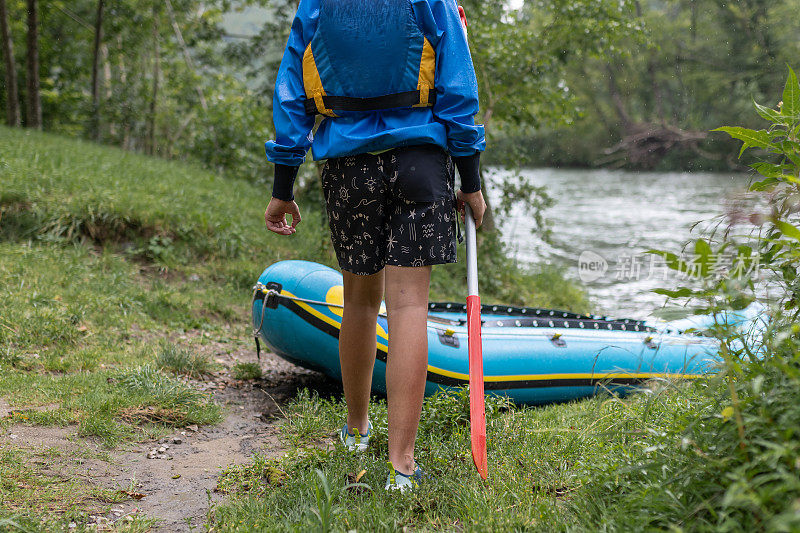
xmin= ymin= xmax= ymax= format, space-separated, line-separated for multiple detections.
xmin=280 ymin=290 xmax=702 ymax=383
xmin=283 ymin=289 xmax=389 ymax=352
xmin=434 ymin=369 xmax=705 ymax=382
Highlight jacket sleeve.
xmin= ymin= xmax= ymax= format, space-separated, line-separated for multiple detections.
xmin=264 ymin=0 xmax=319 ymax=200
xmin=413 ymin=0 xmax=486 ymax=191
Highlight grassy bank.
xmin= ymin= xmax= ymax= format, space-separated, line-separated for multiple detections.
xmin=0 ymin=127 xmax=588 ymax=309
xmin=0 ymin=121 xmax=797 ymax=531
xmin=212 ymin=356 xmax=800 ymax=532
xmin=211 ymin=362 xmax=799 ymax=532
xmin=0 ymin=126 xmax=588 ymax=529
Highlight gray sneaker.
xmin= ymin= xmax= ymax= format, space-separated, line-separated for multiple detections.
xmin=385 ymin=462 xmax=424 ymax=492
xmin=339 ymin=421 xmax=372 ymax=452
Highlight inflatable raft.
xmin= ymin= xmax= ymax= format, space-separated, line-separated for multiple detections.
xmin=252 ymin=260 xmax=723 ymax=405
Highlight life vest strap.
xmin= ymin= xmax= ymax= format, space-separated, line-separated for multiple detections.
xmin=303 ymin=90 xmax=436 ymax=116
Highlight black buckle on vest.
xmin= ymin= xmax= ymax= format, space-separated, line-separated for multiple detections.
xmin=304 ymin=90 xmax=436 ymax=115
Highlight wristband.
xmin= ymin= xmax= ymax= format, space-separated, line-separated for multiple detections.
xmin=272 ymin=164 xmax=300 ymax=201
xmin=453 ymin=152 xmax=481 ymax=193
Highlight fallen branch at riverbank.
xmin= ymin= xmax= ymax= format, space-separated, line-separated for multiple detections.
xmin=600 ymin=123 xmax=715 ymax=169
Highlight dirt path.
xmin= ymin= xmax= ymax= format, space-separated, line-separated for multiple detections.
xmin=108 ymin=370 xmax=288 ymax=532
xmin=1 ymin=343 xmax=335 ymax=531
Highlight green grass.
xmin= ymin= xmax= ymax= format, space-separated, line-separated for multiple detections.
xmin=155 ymin=340 xmax=213 ymax=378
xmin=210 ymin=385 xmax=680 ymax=531
xmin=0 ymin=126 xmax=590 ymax=528
xmin=212 ymin=365 xmax=800 ymax=532
xmin=232 ymin=361 xmax=263 ymax=380
xmin=0 ymin=242 xmax=222 ymax=445
xmin=0 ymin=126 xmax=589 ymax=311
xmin=0 ymin=445 xmax=138 ymax=527
xmin=3 ymin=125 xmax=796 ymax=533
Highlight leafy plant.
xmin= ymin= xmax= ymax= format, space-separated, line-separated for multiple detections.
xmin=307 ymin=469 xmax=338 ymax=533
xmin=649 ymin=66 xmax=800 ymax=326
xmin=419 ymin=386 xmax=512 ymax=436
xmin=714 ymin=67 xmax=800 ymax=316
xmin=621 ymin=67 xmax=800 ymax=530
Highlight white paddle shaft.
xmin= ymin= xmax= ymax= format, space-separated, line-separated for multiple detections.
xmin=465 ymin=204 xmax=479 ymax=297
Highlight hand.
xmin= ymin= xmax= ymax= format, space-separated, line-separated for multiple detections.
xmin=457 ymin=189 xmax=487 ymax=228
xmin=264 ymin=197 xmax=301 ymax=235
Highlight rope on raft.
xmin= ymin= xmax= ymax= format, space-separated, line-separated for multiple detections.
xmin=251 ymin=283 xmax=660 ymax=333
xmin=427 ymin=301 xmax=658 ymax=332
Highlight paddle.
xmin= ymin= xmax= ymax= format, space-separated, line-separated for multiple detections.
xmin=465 ymin=204 xmax=488 ymax=479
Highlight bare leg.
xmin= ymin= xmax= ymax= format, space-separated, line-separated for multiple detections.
xmin=384 ymin=265 xmax=431 ymax=475
xmin=340 ymin=269 xmax=385 ymax=434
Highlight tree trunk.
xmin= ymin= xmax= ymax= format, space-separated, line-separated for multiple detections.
xmin=24 ymin=0 xmax=40 ymax=129
xmin=146 ymin=4 xmax=160 ymax=155
xmin=0 ymin=0 xmax=20 ymax=126
xmin=101 ymin=43 xmax=115 ymax=136
xmin=605 ymin=65 xmax=633 ymax=130
xmin=164 ymin=0 xmax=207 ymax=111
xmin=90 ymin=0 xmax=104 ymax=140
xmin=115 ymin=35 xmax=130 ymax=150
xmin=163 ymin=0 xmax=219 ymax=154
xmin=101 ymin=44 xmax=111 ymax=98
xmin=634 ymin=1 xmax=664 ymax=123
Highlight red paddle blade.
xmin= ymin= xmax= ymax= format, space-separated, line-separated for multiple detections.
xmin=466 ymin=295 xmax=487 ymax=479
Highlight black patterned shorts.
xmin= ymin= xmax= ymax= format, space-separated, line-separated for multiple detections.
xmin=321 ymin=144 xmax=458 ymax=276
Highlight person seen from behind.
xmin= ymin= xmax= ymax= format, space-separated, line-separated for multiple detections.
xmin=263 ymin=0 xmax=485 ymax=491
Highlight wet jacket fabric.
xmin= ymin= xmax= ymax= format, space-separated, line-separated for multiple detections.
xmin=265 ymin=0 xmax=485 ymax=200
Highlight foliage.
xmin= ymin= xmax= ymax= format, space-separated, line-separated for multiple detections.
xmin=2 ymin=0 xmax=798 ymax=198
xmin=463 ymin=0 xmax=642 ymax=133
xmin=417 ymin=386 xmax=512 ymax=437
xmin=459 ymin=0 xmax=642 ymax=226
xmin=0 ymin=0 xmax=272 ymax=182
xmin=654 ymin=66 xmax=800 ymax=318
xmin=599 ymin=66 xmax=800 ymax=530
xmin=499 ymin=0 xmax=800 ymax=170
xmin=0 ymin=0 xmax=647 ymax=236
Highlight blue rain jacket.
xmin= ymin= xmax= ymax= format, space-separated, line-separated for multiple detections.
xmin=264 ymin=0 xmax=486 ymax=166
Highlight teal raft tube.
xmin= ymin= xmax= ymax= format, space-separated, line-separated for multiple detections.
xmin=252 ymin=260 xmax=730 ymax=405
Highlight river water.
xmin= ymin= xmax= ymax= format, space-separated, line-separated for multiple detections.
xmin=490 ymin=168 xmax=752 ymax=319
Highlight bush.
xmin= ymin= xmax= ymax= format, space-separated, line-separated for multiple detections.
xmin=569 ymin=66 xmax=800 ymax=531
